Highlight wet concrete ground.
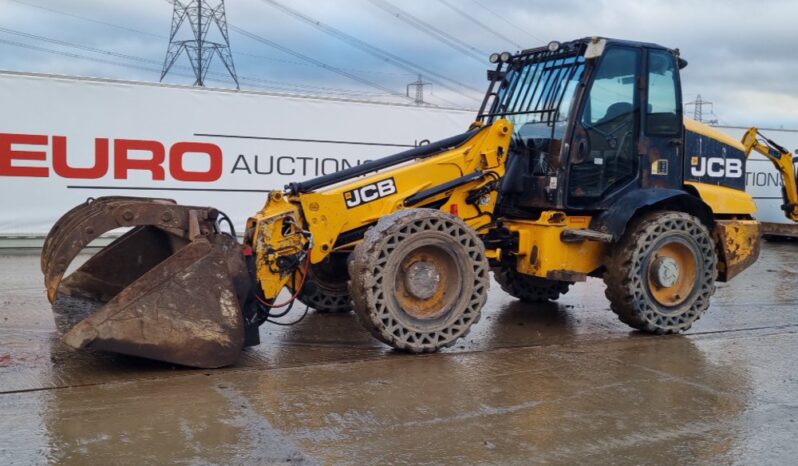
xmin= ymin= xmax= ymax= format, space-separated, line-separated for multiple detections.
xmin=1 ymin=242 xmax=797 ymax=465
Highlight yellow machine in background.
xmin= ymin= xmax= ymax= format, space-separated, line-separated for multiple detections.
xmin=42 ymin=37 xmax=798 ymax=367
xmin=742 ymin=127 xmax=798 ymax=222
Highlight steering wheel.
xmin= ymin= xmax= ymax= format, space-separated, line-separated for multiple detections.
xmin=584 ymin=114 xmax=633 ymax=150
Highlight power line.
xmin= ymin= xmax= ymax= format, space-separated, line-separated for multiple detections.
xmin=0 ymin=38 xmax=398 ymax=99
xmin=3 ymin=3 xmax=239 ymax=83
xmin=0 ymin=6 xmax=410 ymax=99
xmin=254 ymin=0 xmax=483 ymax=100
xmin=0 ymin=26 xmax=161 ymax=66
xmin=434 ymin=0 xmax=523 ymax=49
xmin=5 ymin=0 xmax=474 ymax=103
xmin=6 ymin=0 xmax=416 ymax=80
xmin=367 ymin=0 xmax=487 ymax=63
xmin=229 ymin=25 xmax=412 ymax=101
xmin=0 ymin=37 xmax=190 ymax=78
xmin=467 ymin=0 xmax=543 ymax=44
xmin=5 ymin=0 xmax=164 ymax=38
xmin=2 ymin=0 xmax=469 ymax=105
xmin=0 ymin=29 xmax=398 ymax=99
xmin=235 ymin=50 xmax=416 ymax=79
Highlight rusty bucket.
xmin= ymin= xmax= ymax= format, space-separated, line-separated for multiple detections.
xmin=41 ymin=197 xmax=252 ymax=368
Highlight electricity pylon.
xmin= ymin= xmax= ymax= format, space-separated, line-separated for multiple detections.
xmin=161 ymin=0 xmax=239 ymax=89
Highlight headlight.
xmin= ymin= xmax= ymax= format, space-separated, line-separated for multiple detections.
xmin=548 ymin=41 xmax=561 ymax=52
xmin=489 ymin=52 xmax=500 ymax=64
xmin=500 ymin=51 xmax=512 ymax=62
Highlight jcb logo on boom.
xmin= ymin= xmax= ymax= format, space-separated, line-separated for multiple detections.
xmin=344 ymin=177 xmax=397 ymax=208
xmin=690 ymin=156 xmax=743 ymax=178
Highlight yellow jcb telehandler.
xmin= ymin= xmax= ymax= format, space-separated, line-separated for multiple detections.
xmin=42 ymin=37 xmax=798 ymax=368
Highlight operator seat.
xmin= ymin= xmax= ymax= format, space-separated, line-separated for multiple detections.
xmin=599 ymin=102 xmax=633 ymax=123
xmin=569 ymin=101 xmax=636 ymax=202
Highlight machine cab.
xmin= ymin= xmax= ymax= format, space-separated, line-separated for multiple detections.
xmin=479 ymin=37 xmax=685 ymax=215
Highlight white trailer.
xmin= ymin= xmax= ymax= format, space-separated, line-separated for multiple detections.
xmin=0 ymin=71 xmax=473 ymax=246
xmin=717 ymin=125 xmax=798 ymax=237
xmin=2 ymin=71 xmax=796 ymax=247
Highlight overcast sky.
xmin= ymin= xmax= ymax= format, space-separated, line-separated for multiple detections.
xmin=1 ymin=0 xmax=796 ymax=128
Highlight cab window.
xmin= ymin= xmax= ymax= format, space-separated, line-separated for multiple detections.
xmin=568 ymin=47 xmax=640 ymax=205
xmin=646 ymin=50 xmax=680 ymax=135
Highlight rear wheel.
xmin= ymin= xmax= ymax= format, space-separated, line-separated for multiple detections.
xmin=494 ymin=267 xmax=571 ymax=303
xmin=296 ymin=255 xmax=352 ymax=313
xmin=604 ymin=211 xmax=717 ymax=334
xmin=348 ymin=209 xmax=489 ymax=352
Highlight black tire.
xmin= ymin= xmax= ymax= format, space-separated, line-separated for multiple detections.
xmin=296 ymin=256 xmax=352 ymax=313
xmin=604 ymin=211 xmax=717 ymax=334
xmin=494 ymin=267 xmax=571 ymax=303
xmin=348 ymin=209 xmax=489 ymax=352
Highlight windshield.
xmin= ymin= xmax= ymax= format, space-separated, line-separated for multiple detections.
xmin=485 ymin=52 xmax=585 ymax=141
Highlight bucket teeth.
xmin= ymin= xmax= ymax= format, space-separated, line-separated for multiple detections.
xmin=42 ymin=196 xmax=252 ymax=368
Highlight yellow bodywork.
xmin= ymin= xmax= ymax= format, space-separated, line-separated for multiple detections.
xmin=681 ymin=181 xmax=760 ymax=284
xmin=685 ymin=181 xmax=757 ymax=215
xmin=246 ymin=120 xmax=513 ymax=299
xmin=505 ymin=212 xmax=605 ymax=281
xmin=685 ymin=125 xmax=798 ymax=281
xmin=713 ymin=219 xmax=762 ymax=281
xmin=243 ymin=116 xmax=795 ymax=302
xmin=684 ymin=119 xmax=796 ymax=222
xmin=684 ymin=118 xmax=744 ymax=149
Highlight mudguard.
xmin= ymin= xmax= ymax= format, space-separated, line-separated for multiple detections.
xmin=590 ymin=188 xmax=714 ymax=241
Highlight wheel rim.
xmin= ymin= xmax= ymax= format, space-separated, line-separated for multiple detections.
xmin=646 ymin=241 xmax=698 ymax=307
xmin=395 ymin=245 xmax=461 ymax=320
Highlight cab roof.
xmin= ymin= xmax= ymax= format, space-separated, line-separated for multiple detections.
xmin=514 ymin=37 xmax=687 ymax=68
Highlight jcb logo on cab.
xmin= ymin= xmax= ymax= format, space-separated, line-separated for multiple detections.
xmin=690 ymin=156 xmax=743 ymax=178
xmin=344 ymin=177 xmax=397 ymax=208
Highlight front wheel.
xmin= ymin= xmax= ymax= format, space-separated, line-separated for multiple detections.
xmin=604 ymin=211 xmax=717 ymax=334
xmin=348 ymin=209 xmax=489 ymax=352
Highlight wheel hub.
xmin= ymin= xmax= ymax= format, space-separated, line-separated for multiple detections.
xmin=646 ymin=240 xmax=699 ymax=307
xmin=652 ymin=256 xmax=680 ymax=288
xmin=394 ymin=245 xmax=459 ymax=320
xmin=404 ymin=261 xmax=441 ymax=299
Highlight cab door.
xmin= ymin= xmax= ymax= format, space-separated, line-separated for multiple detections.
xmin=566 ymin=46 xmax=642 ymax=208
xmin=640 ymin=48 xmax=684 ymax=189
